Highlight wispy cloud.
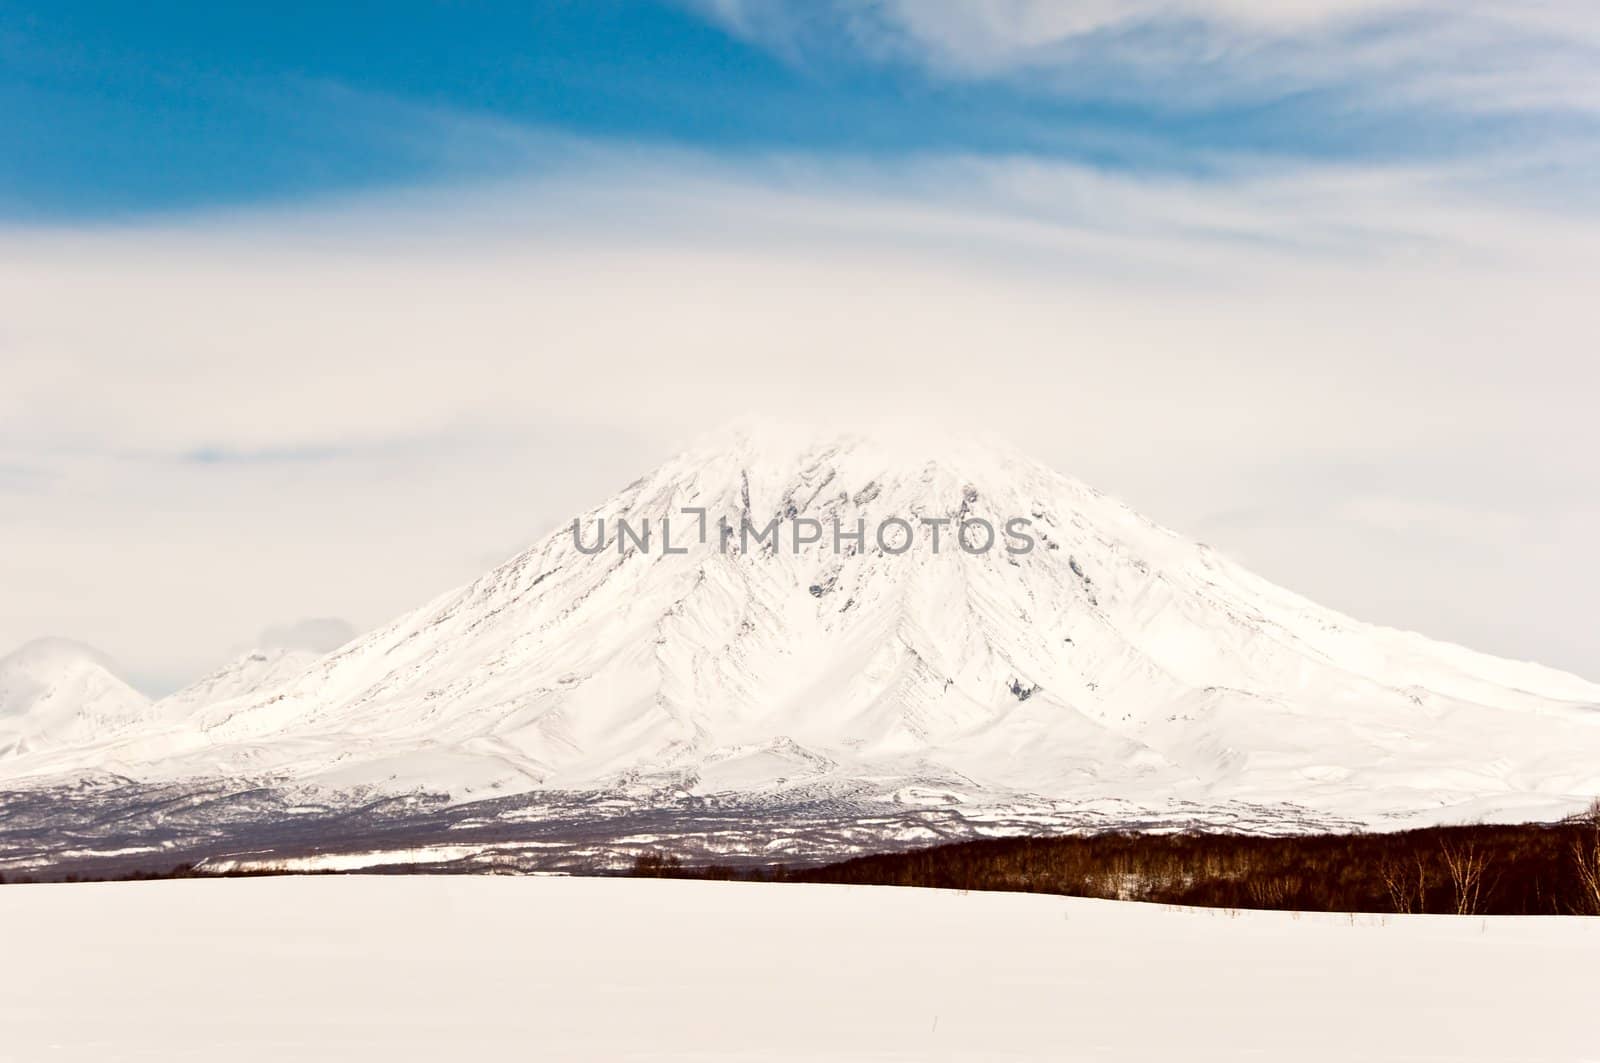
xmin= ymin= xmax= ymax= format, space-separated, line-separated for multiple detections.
xmin=181 ymin=444 xmax=355 ymax=466
xmin=689 ymin=0 xmax=1600 ymax=117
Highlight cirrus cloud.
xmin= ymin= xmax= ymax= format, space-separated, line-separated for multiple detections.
xmin=689 ymin=0 xmax=1600 ymax=116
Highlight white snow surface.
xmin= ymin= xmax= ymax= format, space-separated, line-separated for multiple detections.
xmin=5 ymin=424 xmax=1600 ymax=824
xmin=2 ymin=875 xmax=1595 ymax=1061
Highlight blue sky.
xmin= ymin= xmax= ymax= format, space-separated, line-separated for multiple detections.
xmin=5 ymin=0 xmax=1596 ymax=219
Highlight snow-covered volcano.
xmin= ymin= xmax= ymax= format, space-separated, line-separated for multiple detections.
xmin=6 ymin=426 xmax=1600 ymax=832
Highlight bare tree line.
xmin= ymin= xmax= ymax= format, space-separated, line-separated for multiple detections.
xmin=617 ymin=803 xmax=1600 ymax=917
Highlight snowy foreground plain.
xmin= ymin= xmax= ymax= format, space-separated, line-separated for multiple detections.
xmin=4 ymin=876 xmax=1597 ymax=1062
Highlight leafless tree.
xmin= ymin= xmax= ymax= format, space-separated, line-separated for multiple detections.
xmin=1440 ymin=839 xmax=1493 ymax=915
xmin=1379 ymin=854 xmax=1430 ymax=914
xmin=1571 ymin=799 xmax=1600 ymax=916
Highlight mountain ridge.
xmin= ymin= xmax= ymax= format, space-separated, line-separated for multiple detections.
xmin=4 ymin=424 xmax=1598 ymax=834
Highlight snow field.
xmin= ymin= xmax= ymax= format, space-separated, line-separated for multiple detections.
xmin=2 ymin=874 xmax=1596 ymax=1061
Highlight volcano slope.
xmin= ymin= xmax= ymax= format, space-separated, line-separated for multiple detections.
xmin=4 ymin=427 xmax=1597 ymax=877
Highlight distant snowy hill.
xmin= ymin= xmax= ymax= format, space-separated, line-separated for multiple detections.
xmin=4 ymin=425 xmax=1599 ymax=868
xmin=0 ymin=639 xmax=152 ymax=758
xmin=153 ymin=648 xmax=319 ymax=722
